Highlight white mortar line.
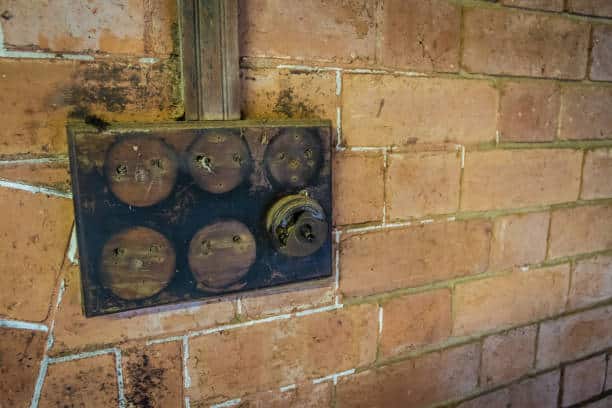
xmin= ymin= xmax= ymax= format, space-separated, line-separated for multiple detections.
xmin=0 ymin=157 xmax=68 ymax=166
xmin=188 ymin=313 xmax=292 ymax=338
xmin=182 ymin=337 xmax=192 ymax=389
xmin=146 ymin=335 xmax=184 ymax=346
xmin=0 ymin=178 xmax=71 ymax=198
xmin=29 ymin=356 xmax=48 ymax=408
xmin=312 ymin=368 xmax=356 ymax=385
xmin=114 ymin=349 xmax=127 ymax=408
xmin=138 ymin=57 xmax=159 ymax=64
xmin=184 ymin=396 xmax=191 ymax=408
xmin=496 ymin=130 xmax=500 ymax=145
xmin=420 ymin=219 xmax=434 ymax=225
xmin=67 ymin=227 xmax=79 ymax=265
xmin=0 ymin=319 xmax=48 ymax=332
xmin=335 ymin=70 xmax=342 ymax=96
xmin=0 ymin=22 xmax=5 ymax=52
xmin=277 ymin=64 xmax=339 ymax=73
xmin=47 ymin=347 xmax=117 ymax=364
xmin=279 ymin=383 xmax=297 ymax=392
xmin=333 ymin=368 xmax=356 ymax=384
xmin=378 ymin=306 xmax=384 ymax=335
xmin=236 ymin=298 xmax=243 ymax=316
xmin=210 ymin=398 xmax=241 ymax=408
xmin=345 ymin=146 xmax=387 ymax=152
xmin=336 ymin=106 xmax=343 ymax=150
xmin=295 ymin=304 xmax=342 ymax=317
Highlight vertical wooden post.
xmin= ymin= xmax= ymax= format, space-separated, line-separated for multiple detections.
xmin=181 ymin=0 xmax=240 ymax=120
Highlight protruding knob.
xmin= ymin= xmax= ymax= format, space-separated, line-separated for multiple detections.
xmin=266 ymin=194 xmax=328 ymax=257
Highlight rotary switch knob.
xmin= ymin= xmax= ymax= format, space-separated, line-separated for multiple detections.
xmin=266 ymin=194 xmax=328 ymax=257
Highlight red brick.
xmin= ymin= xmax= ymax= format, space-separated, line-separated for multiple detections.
xmin=380 ymin=0 xmax=461 ymax=72
xmin=238 ymin=382 xmax=332 ymax=408
xmin=51 ymin=263 xmax=235 ymax=355
xmin=453 ymin=265 xmax=570 ymax=336
xmin=0 ymin=0 xmax=175 ymax=56
xmin=548 ymin=204 xmax=612 ymax=259
xmin=386 ymin=151 xmax=461 ymax=220
xmin=591 ymin=26 xmax=612 ymax=81
xmin=582 ymin=148 xmax=612 ymax=200
xmin=462 ymin=7 xmax=589 ymax=79
xmin=0 ymin=161 xmax=70 ymax=192
xmin=536 ymin=305 xmax=612 ymax=369
xmin=461 ymin=149 xmax=582 ymax=212
xmin=498 ymin=81 xmax=560 ymax=142
xmin=240 ymin=286 xmax=334 ymax=319
xmin=502 ymin=0 xmax=564 ymax=11
xmin=490 ymin=212 xmax=550 ymax=271
xmin=563 ymin=354 xmax=606 ymax=407
xmin=240 ymin=68 xmax=337 ymax=123
xmin=560 ymin=86 xmax=612 ymax=141
xmin=0 ymin=188 xmax=73 ymax=322
xmin=342 ymin=75 xmax=497 ymax=147
xmin=481 ymin=325 xmax=537 ymax=387
xmin=187 ymin=304 xmax=377 ymax=402
xmin=39 ymin=354 xmax=118 ymax=408
xmin=568 ymin=0 xmax=612 ymax=17
xmin=0 ymin=328 xmax=46 ymax=407
xmin=0 ymin=58 xmax=180 ymax=156
xmin=569 ymin=255 xmax=612 ymax=310
xmin=333 ymin=152 xmax=384 ymax=225
xmin=238 ymin=0 xmax=376 ymax=63
xmin=340 ymin=220 xmax=491 ymax=297
xmin=335 ymin=343 xmax=480 ymax=408
xmin=459 ymin=370 xmax=561 ymax=408
xmin=380 ymin=289 xmax=452 ymax=358
xmin=122 ymin=342 xmax=183 ymax=408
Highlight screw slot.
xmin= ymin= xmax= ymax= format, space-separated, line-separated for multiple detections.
xmin=116 ymin=164 xmax=128 ymax=175
xmin=232 ymin=235 xmax=241 ymax=243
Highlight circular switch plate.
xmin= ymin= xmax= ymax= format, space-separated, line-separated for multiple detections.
xmin=104 ymin=136 xmax=178 ymax=207
xmin=100 ymin=226 xmax=176 ymax=300
xmin=264 ymin=128 xmax=323 ymax=189
xmin=186 ymin=130 xmax=252 ymax=194
xmin=188 ymin=220 xmax=256 ymax=292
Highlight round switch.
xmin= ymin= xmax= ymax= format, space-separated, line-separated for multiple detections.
xmin=266 ymin=194 xmax=328 ymax=257
xmin=264 ymin=128 xmax=322 ymax=189
xmin=186 ymin=130 xmax=252 ymax=194
xmin=105 ymin=136 xmax=178 ymax=207
xmin=188 ymin=220 xmax=256 ymax=292
xmin=100 ymin=226 xmax=176 ymax=300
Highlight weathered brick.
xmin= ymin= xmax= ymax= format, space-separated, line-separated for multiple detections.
xmin=490 ymin=212 xmax=550 ymax=271
xmin=569 ymin=255 xmax=612 ymax=310
xmin=537 ymin=305 xmax=612 ymax=369
xmin=39 ymin=354 xmax=118 ymax=408
xmin=51 ymin=264 xmax=235 ymax=355
xmin=548 ymin=204 xmax=612 ymax=259
xmin=0 ymin=0 xmax=175 ymax=56
xmin=0 ymin=328 xmax=46 ymax=407
xmin=502 ymin=0 xmax=564 ymax=11
xmin=563 ymin=354 xmax=606 ymax=407
xmin=480 ymin=325 xmax=537 ymax=387
xmin=567 ymin=0 xmax=612 ymax=17
xmin=560 ymin=86 xmax=612 ymax=141
xmin=340 ymin=220 xmax=491 ymax=297
xmin=0 ymin=188 xmax=73 ymax=322
xmin=498 ymin=81 xmax=560 ymax=142
xmin=0 ymin=58 xmax=180 ymax=156
xmin=459 ymin=370 xmax=560 ymax=408
xmin=187 ymin=304 xmax=377 ymax=402
xmin=462 ymin=7 xmax=590 ymax=79
xmin=237 ymin=382 xmax=332 ymax=408
xmin=240 ymin=68 xmax=337 ymax=124
xmin=453 ymin=265 xmax=570 ymax=336
xmin=380 ymin=289 xmax=452 ymax=358
xmin=461 ymin=149 xmax=582 ymax=212
xmin=333 ymin=152 xmax=384 ymax=225
xmin=342 ymin=75 xmax=497 ymax=147
xmin=238 ymin=0 xmax=376 ymax=63
xmin=336 ymin=343 xmax=480 ymax=408
xmin=122 ymin=342 xmax=183 ymax=408
xmin=386 ymin=151 xmax=461 ymax=220
xmin=591 ymin=26 xmax=612 ymax=81
xmin=582 ymin=148 xmax=612 ymax=200
xmin=240 ymin=286 xmax=334 ymax=319
xmin=380 ymin=0 xmax=461 ymax=72
xmin=0 ymin=161 xmax=71 ymax=192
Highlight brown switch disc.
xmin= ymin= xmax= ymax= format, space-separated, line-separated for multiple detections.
xmin=186 ymin=131 xmax=252 ymax=194
xmin=264 ymin=128 xmax=323 ymax=189
xmin=100 ymin=226 xmax=176 ymax=300
xmin=105 ymin=136 xmax=178 ymax=207
xmin=188 ymin=220 xmax=256 ymax=292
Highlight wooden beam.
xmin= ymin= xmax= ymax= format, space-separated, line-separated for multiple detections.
xmin=181 ymin=0 xmax=240 ymax=120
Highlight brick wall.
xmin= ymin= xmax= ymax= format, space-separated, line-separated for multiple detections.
xmin=1 ymin=1 xmax=612 ymax=407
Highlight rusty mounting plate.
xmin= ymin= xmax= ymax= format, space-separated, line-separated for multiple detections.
xmin=68 ymin=120 xmax=333 ymax=317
